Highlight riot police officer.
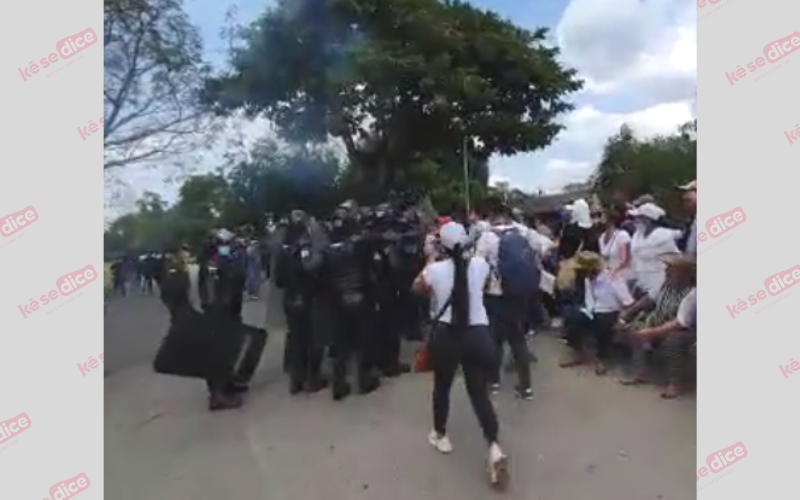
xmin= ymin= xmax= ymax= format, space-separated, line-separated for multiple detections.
xmin=368 ymin=204 xmax=411 ymax=377
xmin=198 ymin=229 xmax=267 ymax=411
xmin=273 ymin=210 xmax=327 ymax=395
xmin=319 ymin=203 xmax=381 ymax=400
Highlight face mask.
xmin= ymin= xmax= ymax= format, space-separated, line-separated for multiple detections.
xmin=218 ymin=245 xmax=231 ymax=257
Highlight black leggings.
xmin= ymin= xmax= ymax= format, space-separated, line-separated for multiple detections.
xmin=430 ymin=323 xmax=499 ymax=443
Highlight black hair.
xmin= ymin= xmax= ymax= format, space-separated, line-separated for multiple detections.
xmin=444 ymin=242 xmax=469 ymax=332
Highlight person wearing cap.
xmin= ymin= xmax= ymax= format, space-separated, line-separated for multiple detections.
xmin=627 ymin=202 xmax=683 ymax=299
xmin=558 ymin=198 xmax=596 ymax=259
xmin=560 ymin=251 xmax=634 ymax=374
xmin=412 ymin=221 xmax=509 ymax=489
xmin=618 ymin=253 xmax=696 ymax=398
xmin=679 ymin=180 xmax=697 ymax=257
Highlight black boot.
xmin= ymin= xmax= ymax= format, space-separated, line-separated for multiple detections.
xmin=208 ymin=391 xmax=244 ymax=411
xmin=305 ymin=378 xmax=328 ymax=393
xmin=358 ymin=374 xmax=380 ymax=395
xmin=332 ymin=382 xmax=352 ymax=401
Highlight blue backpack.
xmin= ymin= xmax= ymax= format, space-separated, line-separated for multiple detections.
xmin=494 ymin=228 xmax=540 ymax=296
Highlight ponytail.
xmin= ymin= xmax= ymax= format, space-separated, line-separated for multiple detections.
xmin=446 ymin=244 xmax=469 ymax=332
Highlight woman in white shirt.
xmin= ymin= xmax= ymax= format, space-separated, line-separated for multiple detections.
xmin=598 ymin=206 xmax=631 ymax=283
xmin=412 ymin=222 xmax=509 ymax=490
xmin=560 ymin=251 xmax=634 ymax=375
xmin=628 ymin=203 xmax=683 ymax=299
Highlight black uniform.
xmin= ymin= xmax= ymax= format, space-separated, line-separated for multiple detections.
xmin=274 ymin=216 xmax=327 ymax=394
xmin=320 ymin=213 xmax=381 ymax=400
xmin=198 ymin=237 xmax=267 ymax=410
xmin=368 ymin=207 xmax=411 ymax=377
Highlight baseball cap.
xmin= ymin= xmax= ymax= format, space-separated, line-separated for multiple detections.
xmin=678 ymin=180 xmax=697 ymax=191
xmin=627 ymin=203 xmax=666 ymax=221
xmin=439 ymin=222 xmax=469 ymax=250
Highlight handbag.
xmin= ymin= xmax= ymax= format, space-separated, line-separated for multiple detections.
xmin=415 ymin=293 xmax=453 ymax=372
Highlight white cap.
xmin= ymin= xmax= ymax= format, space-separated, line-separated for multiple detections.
xmin=627 ymin=203 xmax=666 ymax=221
xmin=678 ymin=180 xmax=697 ymax=190
xmin=439 ymin=222 xmax=469 ymax=250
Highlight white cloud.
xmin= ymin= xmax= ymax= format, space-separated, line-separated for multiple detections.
xmin=490 ymin=100 xmax=693 ymax=193
xmin=557 ymin=0 xmax=696 ymax=102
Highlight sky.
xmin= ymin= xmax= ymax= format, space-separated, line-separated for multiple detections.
xmin=106 ymin=0 xmax=697 ymax=215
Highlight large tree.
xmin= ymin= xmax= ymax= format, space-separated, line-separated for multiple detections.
xmin=202 ymin=0 xmax=582 ymax=195
xmin=104 ymin=0 xmax=216 ymax=169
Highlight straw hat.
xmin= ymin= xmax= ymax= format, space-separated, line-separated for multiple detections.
xmin=575 ymin=251 xmax=605 ymax=273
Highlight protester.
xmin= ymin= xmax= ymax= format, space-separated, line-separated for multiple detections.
xmin=475 ymin=202 xmax=539 ymax=399
xmin=412 ymin=221 xmax=509 ymax=490
xmin=558 ymin=198 xmax=597 ymax=258
xmin=627 ymin=203 xmax=683 ymax=299
xmin=619 ymin=253 xmax=696 ymax=398
xmin=597 ymin=205 xmax=632 ymax=284
xmin=560 ymin=251 xmax=634 ymax=375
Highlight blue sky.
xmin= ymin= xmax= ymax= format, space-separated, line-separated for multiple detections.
xmin=106 ymin=0 xmax=696 ymax=213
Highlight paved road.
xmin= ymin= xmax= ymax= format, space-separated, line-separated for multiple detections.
xmin=104 ymin=274 xmax=696 ymax=500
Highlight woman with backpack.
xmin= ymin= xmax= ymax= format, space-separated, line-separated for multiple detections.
xmin=412 ymin=221 xmax=509 ymax=490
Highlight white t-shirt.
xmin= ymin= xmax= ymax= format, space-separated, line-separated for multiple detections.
xmin=423 ymin=256 xmax=490 ymax=326
xmin=677 ymin=287 xmax=697 ymax=329
xmin=598 ymin=228 xmax=632 ymax=279
xmin=474 ymin=223 xmax=553 ymax=296
xmin=584 ymin=271 xmax=634 ymax=314
xmin=630 ymin=227 xmax=682 ymax=296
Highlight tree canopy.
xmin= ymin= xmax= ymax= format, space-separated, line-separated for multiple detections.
xmin=202 ymin=0 xmax=583 ymax=195
xmin=592 ymin=120 xmax=697 ymax=217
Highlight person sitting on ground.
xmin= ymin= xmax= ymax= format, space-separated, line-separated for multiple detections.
xmin=618 ymin=254 xmax=696 ymax=399
xmin=560 ymin=251 xmax=634 ymax=376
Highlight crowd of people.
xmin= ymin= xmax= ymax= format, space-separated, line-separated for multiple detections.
xmin=139 ymin=181 xmax=697 ymax=490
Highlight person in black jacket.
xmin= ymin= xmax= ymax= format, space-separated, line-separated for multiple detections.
xmin=273 ymin=210 xmax=328 ymax=395
xmin=319 ymin=205 xmax=381 ymax=400
xmin=197 ymin=231 xmax=267 ymax=411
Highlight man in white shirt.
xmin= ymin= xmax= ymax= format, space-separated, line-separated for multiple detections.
xmin=475 ymin=203 xmax=552 ymax=399
xmin=560 ymin=251 xmax=634 ymax=375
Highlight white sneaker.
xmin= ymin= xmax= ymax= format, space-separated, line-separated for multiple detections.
xmin=428 ymin=431 xmax=453 ymax=454
xmin=487 ymin=443 xmax=509 ymax=489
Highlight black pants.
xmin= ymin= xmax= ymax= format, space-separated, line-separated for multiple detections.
xmin=485 ymin=295 xmax=531 ymax=389
xmin=524 ymin=290 xmax=545 ymax=333
xmin=330 ymin=296 xmax=375 ymax=388
xmin=204 ymin=307 xmax=267 ymax=395
xmin=376 ymin=293 xmax=402 ymax=370
xmin=284 ymin=299 xmax=323 ymax=389
xmin=564 ymin=309 xmax=618 ymax=360
xmin=430 ymin=323 xmax=499 ymax=443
